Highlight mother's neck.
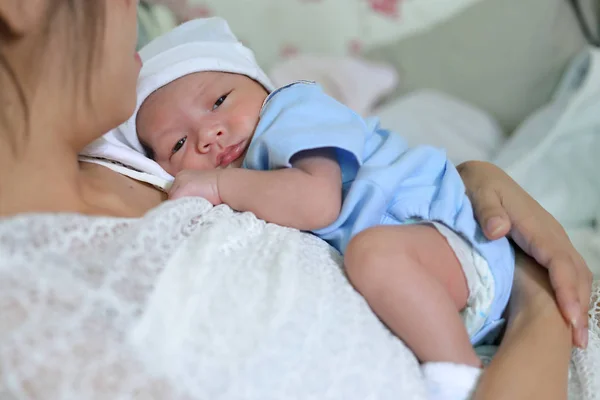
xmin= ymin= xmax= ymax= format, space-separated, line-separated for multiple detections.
xmin=0 ymin=130 xmax=168 ymax=218
xmin=0 ymin=133 xmax=88 ymax=216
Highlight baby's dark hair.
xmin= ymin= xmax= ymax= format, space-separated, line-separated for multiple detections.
xmin=140 ymin=140 xmax=156 ymax=161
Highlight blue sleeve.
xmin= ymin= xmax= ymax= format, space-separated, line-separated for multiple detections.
xmin=242 ymin=82 xmax=367 ymax=182
xmin=383 ymin=144 xmax=496 ymax=249
xmin=383 ymin=144 xmax=473 ymax=230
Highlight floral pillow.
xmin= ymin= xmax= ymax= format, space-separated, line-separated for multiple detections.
xmin=145 ymin=0 xmax=485 ymax=68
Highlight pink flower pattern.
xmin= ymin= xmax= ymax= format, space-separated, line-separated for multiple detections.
xmin=148 ymin=0 xmax=409 ymax=62
xmin=348 ymin=39 xmax=363 ymax=55
xmin=280 ymin=44 xmax=300 ymax=59
xmin=367 ymin=0 xmax=401 ymax=18
xmin=186 ymin=5 xmax=212 ymax=19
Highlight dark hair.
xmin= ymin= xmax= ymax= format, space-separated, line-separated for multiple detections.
xmin=67 ymin=1 xmax=106 ymax=106
xmin=140 ymin=140 xmax=156 ymax=161
xmin=0 ymin=0 xmax=106 ymax=151
xmin=0 ymin=49 xmax=27 ymax=151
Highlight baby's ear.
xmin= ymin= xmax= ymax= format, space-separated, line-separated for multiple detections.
xmin=0 ymin=0 xmax=48 ymax=36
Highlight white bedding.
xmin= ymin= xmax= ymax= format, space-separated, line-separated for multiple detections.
xmin=372 ymin=47 xmax=600 ymax=278
xmin=0 ymin=198 xmax=599 ymax=399
xmin=374 ymin=99 xmax=600 ymax=275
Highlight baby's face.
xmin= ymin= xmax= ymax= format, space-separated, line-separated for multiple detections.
xmin=136 ymin=71 xmax=268 ymax=176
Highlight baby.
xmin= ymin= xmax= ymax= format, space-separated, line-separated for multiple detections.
xmin=126 ymin=18 xmax=514 ymax=368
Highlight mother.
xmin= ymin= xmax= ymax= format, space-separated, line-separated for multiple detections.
xmin=0 ymin=0 xmax=593 ymax=398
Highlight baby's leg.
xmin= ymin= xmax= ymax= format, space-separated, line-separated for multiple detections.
xmin=345 ymin=224 xmax=481 ymax=367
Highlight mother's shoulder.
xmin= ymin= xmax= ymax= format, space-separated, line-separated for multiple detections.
xmin=79 ymin=162 xmax=167 ymax=217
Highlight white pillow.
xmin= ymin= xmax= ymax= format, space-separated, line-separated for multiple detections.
xmin=269 ymin=55 xmax=398 ymax=116
xmin=372 ymin=89 xmax=504 ymax=165
xmin=494 ymin=48 xmax=600 ymax=229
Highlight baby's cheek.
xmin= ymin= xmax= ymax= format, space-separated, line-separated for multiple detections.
xmin=161 ymin=162 xmax=178 ymax=177
xmin=231 ymin=112 xmax=259 ymax=135
xmin=180 ymin=155 xmax=217 ymax=173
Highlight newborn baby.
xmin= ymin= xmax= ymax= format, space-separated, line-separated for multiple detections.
xmin=128 ymin=18 xmax=514 ymax=369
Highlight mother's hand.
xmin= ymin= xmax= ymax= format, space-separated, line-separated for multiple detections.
xmin=458 ymin=161 xmax=592 ymax=348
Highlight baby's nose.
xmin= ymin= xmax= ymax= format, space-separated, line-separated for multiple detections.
xmin=197 ymin=129 xmax=223 ymax=153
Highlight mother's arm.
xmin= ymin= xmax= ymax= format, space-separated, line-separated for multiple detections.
xmin=458 ymin=161 xmax=588 ymax=399
xmin=459 ymin=160 xmax=591 ymax=349
xmin=475 ymin=252 xmax=572 ymax=399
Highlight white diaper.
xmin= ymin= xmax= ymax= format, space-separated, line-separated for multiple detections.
xmin=428 ymin=221 xmax=496 ymax=339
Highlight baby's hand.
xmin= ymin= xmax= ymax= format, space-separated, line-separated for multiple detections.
xmin=168 ymin=169 xmax=222 ymax=205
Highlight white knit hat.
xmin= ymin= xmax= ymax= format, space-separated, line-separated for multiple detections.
xmin=80 ymin=18 xmax=274 ymax=185
xmin=120 ymin=17 xmax=274 ymax=154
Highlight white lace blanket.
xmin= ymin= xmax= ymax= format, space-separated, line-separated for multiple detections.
xmin=0 ymin=198 xmax=598 ymax=399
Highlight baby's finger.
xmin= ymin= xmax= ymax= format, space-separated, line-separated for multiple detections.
xmin=168 ymin=187 xmax=181 ymax=200
xmin=168 ymin=174 xmax=192 ymax=198
xmin=169 ymin=186 xmax=191 ymax=200
xmin=167 ymin=181 xmax=179 ymax=198
xmin=168 ymin=180 xmax=188 ymax=200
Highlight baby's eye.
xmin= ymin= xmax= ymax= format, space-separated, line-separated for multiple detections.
xmin=212 ymin=94 xmax=228 ymax=110
xmin=172 ymin=136 xmax=187 ymax=154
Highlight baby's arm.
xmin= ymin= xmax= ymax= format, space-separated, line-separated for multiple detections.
xmin=218 ymin=148 xmax=342 ymax=230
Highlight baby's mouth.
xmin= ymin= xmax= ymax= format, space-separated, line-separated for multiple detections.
xmin=217 ymin=141 xmax=246 ymax=168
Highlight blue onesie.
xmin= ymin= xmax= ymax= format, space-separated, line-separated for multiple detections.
xmin=243 ymin=82 xmax=514 ymax=344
